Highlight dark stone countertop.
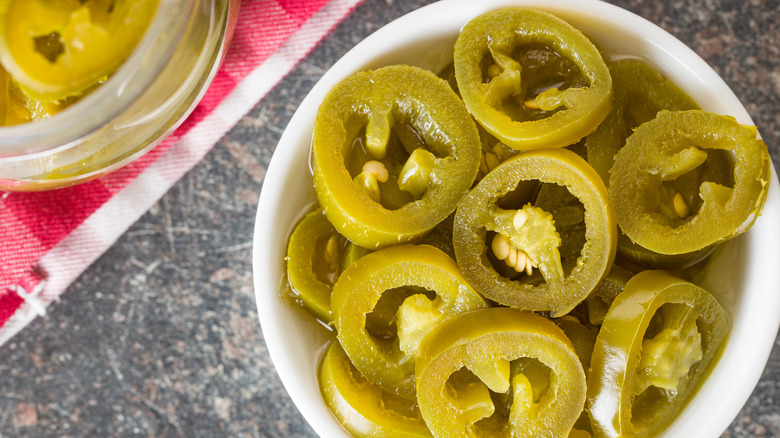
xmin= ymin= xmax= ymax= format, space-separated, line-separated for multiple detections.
xmin=1 ymin=0 xmax=778 ymax=436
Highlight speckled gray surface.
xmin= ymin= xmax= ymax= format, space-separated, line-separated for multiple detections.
xmin=1 ymin=0 xmax=778 ymax=437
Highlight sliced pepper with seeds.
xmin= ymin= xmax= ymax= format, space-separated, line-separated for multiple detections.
xmin=453 ymin=9 xmax=612 ymax=150
xmin=587 ymin=270 xmax=728 ymax=438
xmin=453 ymin=148 xmax=616 ymax=316
xmin=330 ymin=244 xmax=487 ymax=399
xmin=313 ymin=64 xmax=481 ymax=249
xmin=286 ymin=209 xmax=369 ymax=323
xmin=415 ymin=307 xmax=587 ymax=438
xmin=609 ymin=110 xmax=770 ymax=255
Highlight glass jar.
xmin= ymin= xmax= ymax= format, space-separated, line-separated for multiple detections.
xmin=0 ymin=0 xmax=240 ymax=191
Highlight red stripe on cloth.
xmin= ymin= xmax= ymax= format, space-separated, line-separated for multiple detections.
xmin=222 ymin=0 xmax=329 ymax=82
xmin=0 ymin=290 xmax=23 ymax=327
xmin=0 ymin=0 xmax=342 ymax=328
xmin=0 ymin=184 xmax=111 ymax=276
xmin=278 ymin=0 xmax=330 ymax=22
xmin=4 ymin=184 xmax=112 ymax=248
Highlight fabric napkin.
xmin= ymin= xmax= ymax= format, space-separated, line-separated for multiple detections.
xmin=0 ymin=0 xmax=363 ymax=346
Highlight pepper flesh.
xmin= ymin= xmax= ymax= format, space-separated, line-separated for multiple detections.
xmin=313 ymin=64 xmax=481 ymax=249
xmin=330 ymin=244 xmax=487 ymax=399
xmin=585 ymin=59 xmax=699 ymax=184
xmin=415 ymin=307 xmax=587 ymax=438
xmin=286 ymin=209 xmax=369 ymax=323
xmin=587 ymin=270 xmax=728 ymax=438
xmin=609 ymin=110 xmax=770 ymax=255
xmin=454 ymin=9 xmax=612 ymax=150
xmin=583 ymin=60 xmax=737 ymax=268
xmin=453 ymin=148 xmax=616 ymax=316
xmin=0 ymin=0 xmax=159 ymax=100
xmin=319 ymin=342 xmax=432 ymax=438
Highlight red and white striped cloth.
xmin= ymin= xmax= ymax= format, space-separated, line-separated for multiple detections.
xmin=0 ymin=0 xmax=363 ymax=345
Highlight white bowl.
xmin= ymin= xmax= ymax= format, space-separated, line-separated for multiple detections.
xmin=253 ymin=0 xmax=780 ymax=436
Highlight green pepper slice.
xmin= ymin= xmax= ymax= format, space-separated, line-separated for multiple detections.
xmin=313 ymin=64 xmax=481 ymax=249
xmin=319 ymin=342 xmax=432 ymax=438
xmin=453 ymin=148 xmax=616 ymax=316
xmin=453 ymin=9 xmax=612 ymax=150
xmin=415 ymin=308 xmax=586 ymax=438
xmin=0 ymin=0 xmax=159 ymax=100
xmin=330 ymin=244 xmax=487 ymax=399
xmin=588 ymin=270 xmax=728 ymax=438
xmin=286 ymin=209 xmax=370 ymax=323
xmin=613 ymin=144 xmax=733 ymax=266
xmin=609 ymin=110 xmax=770 ymax=255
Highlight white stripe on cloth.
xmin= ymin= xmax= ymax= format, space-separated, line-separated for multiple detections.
xmin=0 ymin=0 xmax=364 ymax=346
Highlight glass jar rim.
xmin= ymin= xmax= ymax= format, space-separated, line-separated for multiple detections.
xmin=0 ymin=0 xmax=195 ymax=158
